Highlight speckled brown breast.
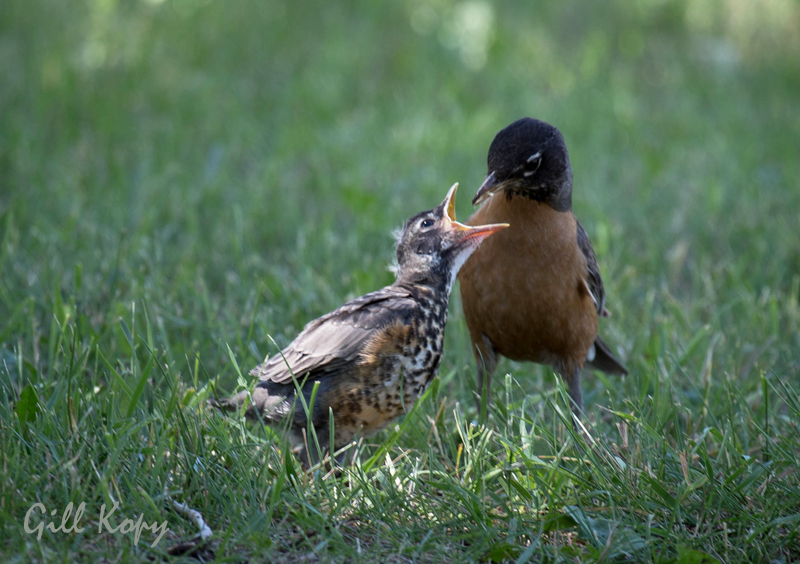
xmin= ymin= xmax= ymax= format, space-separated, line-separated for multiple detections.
xmin=320 ymin=288 xmax=447 ymax=446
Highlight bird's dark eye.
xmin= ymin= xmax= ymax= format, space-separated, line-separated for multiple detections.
xmin=523 ymin=151 xmax=543 ymax=177
xmin=419 ymin=218 xmax=434 ymax=229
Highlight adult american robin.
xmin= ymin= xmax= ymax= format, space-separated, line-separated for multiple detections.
xmin=458 ymin=118 xmax=627 ymax=419
xmin=215 ymin=184 xmax=507 ymax=466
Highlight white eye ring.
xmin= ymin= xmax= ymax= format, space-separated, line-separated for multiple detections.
xmin=524 ymin=151 xmax=542 ymax=177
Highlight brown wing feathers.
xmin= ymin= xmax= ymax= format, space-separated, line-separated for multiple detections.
xmin=575 ymin=219 xmax=607 ymax=317
xmin=249 ymin=288 xmax=413 ymax=384
xmin=575 ymin=220 xmax=628 ymax=375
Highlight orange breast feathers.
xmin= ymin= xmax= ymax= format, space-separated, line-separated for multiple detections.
xmin=458 ymin=194 xmax=598 ymax=365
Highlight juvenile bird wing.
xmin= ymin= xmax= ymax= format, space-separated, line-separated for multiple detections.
xmin=250 ymin=287 xmax=414 ymax=384
xmin=576 ymin=219 xmax=608 ymax=317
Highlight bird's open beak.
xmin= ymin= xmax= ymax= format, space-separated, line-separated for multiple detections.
xmin=441 ymin=182 xmax=508 ymax=246
xmin=471 ymin=171 xmax=499 ymax=206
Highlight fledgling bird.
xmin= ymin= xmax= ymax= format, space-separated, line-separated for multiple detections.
xmin=215 ymin=184 xmax=507 ymax=466
xmin=458 ymin=118 xmax=627 ymax=420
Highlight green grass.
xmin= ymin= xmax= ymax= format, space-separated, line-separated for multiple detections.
xmin=2 ymin=0 xmax=800 ymax=562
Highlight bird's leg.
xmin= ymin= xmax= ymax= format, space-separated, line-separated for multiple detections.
xmin=291 ymin=428 xmax=313 ymax=470
xmin=476 ymin=361 xmax=489 ymax=420
xmin=473 ymin=334 xmax=498 ymax=417
xmin=333 ymin=448 xmax=351 ymax=467
xmin=556 ymin=360 xmax=584 ymax=428
xmin=302 ymin=423 xmax=334 ymax=471
xmin=297 ymin=446 xmax=312 ymax=470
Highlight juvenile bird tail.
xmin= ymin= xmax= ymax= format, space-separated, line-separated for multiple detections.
xmin=587 ymin=336 xmax=628 ymax=375
xmin=208 ymin=386 xmax=288 ymax=421
xmin=208 ymin=390 xmax=252 ymax=414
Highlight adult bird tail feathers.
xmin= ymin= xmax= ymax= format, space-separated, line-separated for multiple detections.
xmin=587 ymin=336 xmax=628 ymax=376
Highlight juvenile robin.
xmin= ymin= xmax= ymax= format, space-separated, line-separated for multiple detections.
xmin=458 ymin=118 xmax=627 ymax=419
xmin=215 ymin=184 xmax=508 ymax=466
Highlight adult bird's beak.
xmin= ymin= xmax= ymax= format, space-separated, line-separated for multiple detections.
xmin=471 ymin=171 xmax=499 ymax=206
xmin=441 ymin=182 xmax=508 ymax=247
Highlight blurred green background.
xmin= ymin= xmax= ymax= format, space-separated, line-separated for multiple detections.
xmin=2 ymin=0 xmax=798 ymax=385
xmin=2 ymin=0 xmax=800 ymax=560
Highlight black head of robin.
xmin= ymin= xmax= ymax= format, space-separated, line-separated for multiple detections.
xmin=458 ymin=117 xmax=627 ymax=424
xmin=473 ymin=118 xmax=573 ymax=213
xmin=213 ymin=183 xmax=507 ymax=467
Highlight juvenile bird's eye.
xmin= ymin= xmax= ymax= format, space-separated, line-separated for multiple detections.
xmin=419 ymin=218 xmax=434 ymax=229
